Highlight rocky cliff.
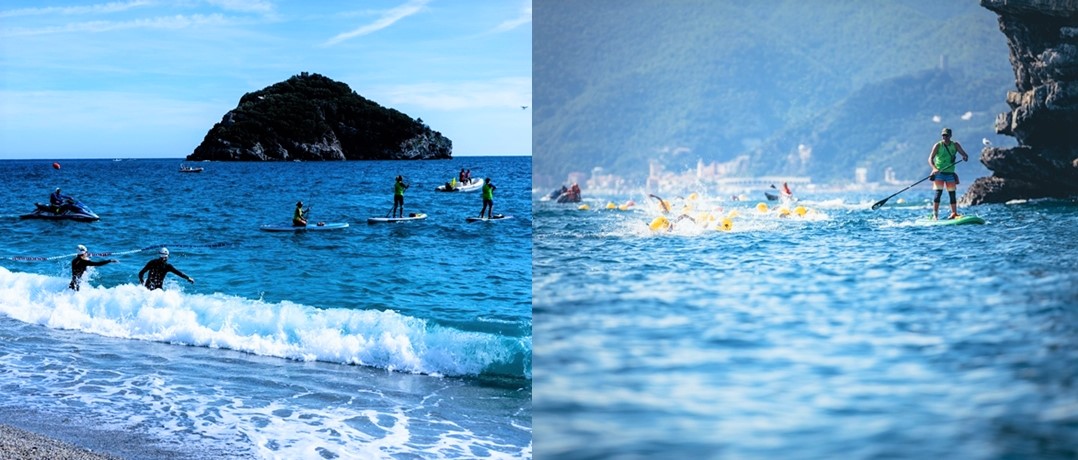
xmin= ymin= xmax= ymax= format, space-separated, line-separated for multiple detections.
xmin=186 ymin=73 xmax=451 ymax=161
xmin=967 ymin=0 xmax=1078 ymax=204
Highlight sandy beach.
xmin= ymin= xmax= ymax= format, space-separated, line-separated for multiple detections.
xmin=0 ymin=424 xmax=120 ymax=460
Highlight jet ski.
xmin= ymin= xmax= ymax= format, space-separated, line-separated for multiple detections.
xmin=20 ymin=199 xmax=100 ymax=222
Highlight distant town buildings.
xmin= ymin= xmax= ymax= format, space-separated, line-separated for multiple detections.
xmin=547 ymin=157 xmax=907 ymax=196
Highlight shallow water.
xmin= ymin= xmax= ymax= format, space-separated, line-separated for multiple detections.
xmin=533 ymin=192 xmax=1078 ymax=459
xmin=0 ymin=157 xmax=531 ymax=458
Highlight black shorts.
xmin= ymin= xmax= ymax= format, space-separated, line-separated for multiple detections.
xmin=394 ymin=195 xmax=404 ymax=205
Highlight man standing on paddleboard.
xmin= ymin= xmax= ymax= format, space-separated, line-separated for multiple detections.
xmin=480 ymin=177 xmax=496 ymax=218
xmin=929 ymin=128 xmax=970 ymax=220
xmin=392 ymin=175 xmax=409 ymax=218
xmin=138 ymin=247 xmax=194 ymax=290
xmin=69 ymin=244 xmax=118 ymax=291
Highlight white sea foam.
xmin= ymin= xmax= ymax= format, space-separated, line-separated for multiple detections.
xmin=0 ymin=267 xmax=516 ymax=377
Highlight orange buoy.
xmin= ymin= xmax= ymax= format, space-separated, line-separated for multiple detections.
xmin=52 ymin=162 xmax=61 ymax=170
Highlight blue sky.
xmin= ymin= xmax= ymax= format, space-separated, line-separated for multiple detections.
xmin=0 ymin=0 xmax=531 ymax=159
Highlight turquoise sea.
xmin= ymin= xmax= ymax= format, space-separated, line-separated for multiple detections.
xmin=533 ymin=191 xmax=1078 ymax=459
xmin=0 ymin=157 xmax=531 ymax=458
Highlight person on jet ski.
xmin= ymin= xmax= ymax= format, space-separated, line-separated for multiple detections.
xmin=50 ymin=188 xmax=73 ymax=213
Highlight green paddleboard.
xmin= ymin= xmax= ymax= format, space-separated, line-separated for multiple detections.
xmin=921 ymin=215 xmax=985 ymax=226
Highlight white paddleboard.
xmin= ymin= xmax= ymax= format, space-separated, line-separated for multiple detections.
xmin=466 ymin=214 xmax=513 ymax=223
xmin=258 ymin=221 xmax=347 ymax=232
xmin=260 ymin=222 xmax=349 ymax=232
xmin=367 ymin=213 xmax=428 ymax=224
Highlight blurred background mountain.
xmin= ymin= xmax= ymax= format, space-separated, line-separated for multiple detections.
xmin=534 ymin=0 xmax=1014 ymax=188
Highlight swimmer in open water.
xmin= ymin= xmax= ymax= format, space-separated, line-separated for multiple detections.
xmin=69 ymin=244 xmax=117 ymax=291
xmin=138 ymin=247 xmax=194 ymax=290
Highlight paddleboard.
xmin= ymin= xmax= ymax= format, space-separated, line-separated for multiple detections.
xmin=920 ymin=215 xmax=985 ymax=226
xmin=466 ymin=214 xmax=513 ymax=222
xmin=260 ymin=222 xmax=349 ymax=232
xmin=367 ymin=213 xmax=428 ymax=224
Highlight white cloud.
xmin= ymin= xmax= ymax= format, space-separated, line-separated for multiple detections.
xmin=2 ymin=13 xmax=232 ymax=36
xmin=323 ymin=0 xmax=430 ymax=46
xmin=491 ymin=2 xmax=531 ymax=33
xmin=0 ymin=1 xmax=151 ymax=18
xmin=932 ymin=115 xmax=941 ymax=123
xmin=206 ymin=0 xmax=275 ymax=14
xmin=960 ymin=111 xmax=973 ymax=120
xmin=376 ymin=77 xmax=531 ymax=111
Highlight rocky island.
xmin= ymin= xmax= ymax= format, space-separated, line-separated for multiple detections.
xmin=186 ymin=72 xmax=451 ymax=161
xmin=967 ymin=0 xmax=1078 ymax=204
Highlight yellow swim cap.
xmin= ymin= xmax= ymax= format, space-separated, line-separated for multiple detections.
xmin=756 ymin=202 xmax=768 ymax=213
xmin=649 ymin=215 xmax=671 ymax=232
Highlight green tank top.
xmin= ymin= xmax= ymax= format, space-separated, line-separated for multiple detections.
xmin=935 ymin=142 xmax=957 ymax=172
xmin=394 ymin=182 xmax=405 ymax=196
xmin=482 ymin=183 xmax=494 ymax=200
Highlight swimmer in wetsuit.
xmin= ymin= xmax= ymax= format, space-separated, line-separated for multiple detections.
xmin=138 ymin=247 xmax=194 ymax=290
xmin=69 ymin=244 xmax=117 ymax=291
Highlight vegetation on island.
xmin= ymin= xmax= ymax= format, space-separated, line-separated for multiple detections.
xmin=188 ymin=72 xmax=451 ymax=161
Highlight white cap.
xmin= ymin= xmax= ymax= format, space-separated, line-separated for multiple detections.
xmin=159 ymin=247 xmax=169 ymax=257
xmin=77 ymin=245 xmax=88 ymax=255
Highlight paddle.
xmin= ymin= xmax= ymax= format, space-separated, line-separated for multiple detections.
xmin=871 ymin=159 xmax=964 ymax=210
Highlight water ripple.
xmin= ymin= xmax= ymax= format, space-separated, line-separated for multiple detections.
xmin=534 ymin=195 xmax=1078 ymax=459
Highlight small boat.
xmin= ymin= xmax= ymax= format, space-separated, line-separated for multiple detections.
xmin=436 ymin=178 xmax=484 ymax=192
xmin=555 ymin=192 xmax=581 ymax=203
xmin=179 ymin=164 xmax=204 ymax=173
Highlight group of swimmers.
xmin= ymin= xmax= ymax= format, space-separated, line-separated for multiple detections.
xmin=68 ymin=245 xmax=194 ymax=292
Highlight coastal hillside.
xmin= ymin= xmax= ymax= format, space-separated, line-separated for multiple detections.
xmin=187 ymin=72 xmax=451 ymax=161
xmin=534 ymin=0 xmax=1013 ymax=186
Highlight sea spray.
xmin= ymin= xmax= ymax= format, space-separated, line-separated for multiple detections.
xmin=0 ymin=267 xmax=526 ymax=378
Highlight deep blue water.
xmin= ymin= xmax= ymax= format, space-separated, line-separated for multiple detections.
xmin=0 ymin=157 xmax=531 ymax=458
xmin=533 ymin=191 xmax=1078 ymax=459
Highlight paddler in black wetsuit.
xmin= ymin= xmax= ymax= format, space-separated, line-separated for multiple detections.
xmin=138 ymin=247 xmax=194 ymax=290
xmin=69 ymin=244 xmax=117 ymax=291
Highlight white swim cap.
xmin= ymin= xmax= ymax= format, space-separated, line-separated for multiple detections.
xmin=159 ymin=247 xmax=169 ymax=257
xmin=77 ymin=245 xmax=87 ymax=255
